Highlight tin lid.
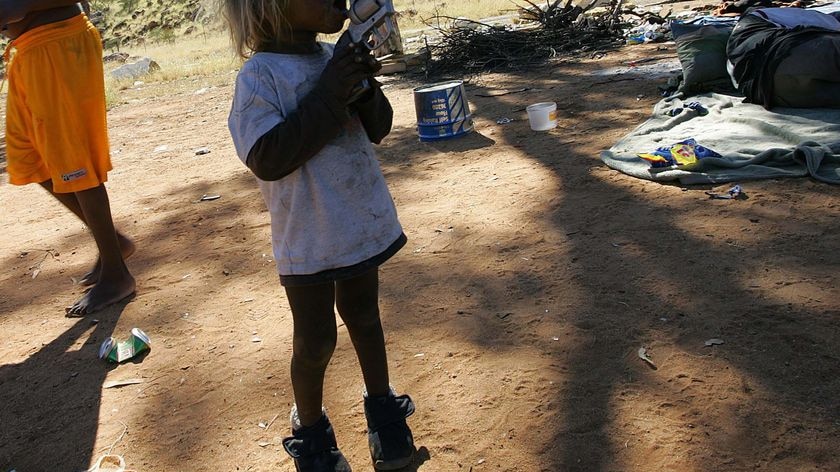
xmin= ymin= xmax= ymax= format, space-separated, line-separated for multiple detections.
xmin=414 ymin=80 xmax=464 ymax=93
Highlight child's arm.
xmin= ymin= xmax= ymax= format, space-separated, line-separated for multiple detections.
xmin=245 ymin=40 xmax=381 ymax=182
xmin=351 ymin=79 xmax=393 ymax=144
xmin=246 ymin=87 xmax=352 ymax=181
xmin=0 ymin=0 xmax=82 ymax=25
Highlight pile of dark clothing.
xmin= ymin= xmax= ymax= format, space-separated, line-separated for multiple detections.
xmin=728 ymin=7 xmax=840 ymax=108
xmin=669 ymin=6 xmax=840 ymax=109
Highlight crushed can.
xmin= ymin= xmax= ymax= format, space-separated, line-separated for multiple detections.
xmin=99 ymin=328 xmax=151 ymax=363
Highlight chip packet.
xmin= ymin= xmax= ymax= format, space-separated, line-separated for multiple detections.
xmin=638 ymin=138 xmax=721 ymax=169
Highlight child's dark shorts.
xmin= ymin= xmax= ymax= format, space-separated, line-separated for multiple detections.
xmin=280 ymin=233 xmax=407 ymax=287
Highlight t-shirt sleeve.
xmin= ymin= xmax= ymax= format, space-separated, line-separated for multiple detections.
xmin=228 ymin=60 xmax=287 ymax=164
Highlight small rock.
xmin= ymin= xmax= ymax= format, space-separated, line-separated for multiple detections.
xmin=110 ymin=57 xmax=161 ymax=80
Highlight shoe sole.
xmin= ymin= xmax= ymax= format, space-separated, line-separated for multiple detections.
xmin=373 ymin=451 xmax=415 ymax=471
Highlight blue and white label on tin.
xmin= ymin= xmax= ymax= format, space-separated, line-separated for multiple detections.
xmin=414 ymin=80 xmax=474 ymax=141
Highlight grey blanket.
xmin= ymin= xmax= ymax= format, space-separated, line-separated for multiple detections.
xmin=600 ymin=93 xmax=840 ymax=185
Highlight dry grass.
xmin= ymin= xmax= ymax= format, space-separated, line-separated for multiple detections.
xmin=103 ymin=0 xmax=517 ymax=106
xmin=394 ymin=0 xmax=516 ymax=31
xmin=104 ymin=30 xmax=236 ymax=108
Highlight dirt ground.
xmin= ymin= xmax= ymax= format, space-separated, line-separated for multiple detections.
xmin=1 ymin=38 xmax=839 ymax=472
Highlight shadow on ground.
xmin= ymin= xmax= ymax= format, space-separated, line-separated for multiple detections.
xmin=1 ymin=54 xmax=838 ymax=471
xmin=376 ymin=60 xmax=839 ymax=471
xmin=0 ymin=301 xmax=130 ymax=470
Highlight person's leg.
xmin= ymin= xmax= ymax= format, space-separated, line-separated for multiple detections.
xmin=285 ymin=282 xmax=339 ymax=427
xmin=38 ymin=179 xmax=135 ymax=285
xmin=65 ymin=183 xmax=136 ymax=315
xmin=336 ymin=268 xmax=415 ymax=469
xmin=335 ymin=267 xmax=390 ymax=397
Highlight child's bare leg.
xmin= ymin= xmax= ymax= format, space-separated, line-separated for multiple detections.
xmin=335 ymin=268 xmax=390 ymax=397
xmin=285 ymin=282 xmax=339 ymax=427
xmin=38 ymin=180 xmax=135 ymax=285
xmin=77 ymin=232 xmax=134 ymax=285
xmin=65 ymin=184 xmax=135 ymax=315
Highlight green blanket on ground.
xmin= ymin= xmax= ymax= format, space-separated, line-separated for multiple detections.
xmin=600 ymin=93 xmax=840 ymax=185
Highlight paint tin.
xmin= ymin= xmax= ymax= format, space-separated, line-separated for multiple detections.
xmin=413 ymin=80 xmax=473 ymax=141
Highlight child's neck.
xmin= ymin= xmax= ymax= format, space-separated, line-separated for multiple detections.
xmin=263 ymin=31 xmax=322 ymax=55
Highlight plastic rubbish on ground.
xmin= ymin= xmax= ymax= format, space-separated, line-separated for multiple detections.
xmin=99 ymin=328 xmax=151 ymax=363
xmin=625 ymin=21 xmax=669 ymax=44
xmin=706 ymin=185 xmax=743 ymax=200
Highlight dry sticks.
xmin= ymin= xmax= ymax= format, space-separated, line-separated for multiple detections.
xmin=423 ymin=0 xmax=626 ymax=75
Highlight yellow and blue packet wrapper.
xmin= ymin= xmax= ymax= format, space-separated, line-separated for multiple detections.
xmin=638 ymin=138 xmax=721 ymax=169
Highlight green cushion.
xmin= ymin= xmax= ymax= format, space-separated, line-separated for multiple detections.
xmin=675 ymin=26 xmax=735 ymax=95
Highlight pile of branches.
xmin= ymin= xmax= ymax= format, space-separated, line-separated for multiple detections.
xmin=424 ymin=0 xmax=627 ymax=76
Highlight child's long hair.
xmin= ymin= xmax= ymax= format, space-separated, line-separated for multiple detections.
xmin=221 ymin=0 xmax=290 ymax=58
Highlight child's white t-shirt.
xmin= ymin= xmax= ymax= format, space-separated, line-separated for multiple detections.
xmin=228 ymin=46 xmax=403 ymax=276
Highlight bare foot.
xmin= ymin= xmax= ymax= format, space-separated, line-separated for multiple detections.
xmin=66 ymin=272 xmax=136 ymax=317
xmin=78 ymin=235 xmax=136 ymax=286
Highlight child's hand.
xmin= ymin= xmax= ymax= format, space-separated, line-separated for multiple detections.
xmin=318 ymin=32 xmax=382 ymax=104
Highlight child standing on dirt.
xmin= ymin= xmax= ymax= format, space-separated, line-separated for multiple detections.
xmin=1 ymin=1 xmax=136 ymax=316
xmin=222 ymin=1 xmax=415 ymax=471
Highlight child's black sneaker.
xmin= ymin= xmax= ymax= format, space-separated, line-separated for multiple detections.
xmin=363 ymin=392 xmax=416 ymax=470
xmin=282 ymin=409 xmax=352 ymax=472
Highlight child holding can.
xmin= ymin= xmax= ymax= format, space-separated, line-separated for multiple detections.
xmin=222 ymin=0 xmax=415 ymax=470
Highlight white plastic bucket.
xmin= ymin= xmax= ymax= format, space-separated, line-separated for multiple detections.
xmin=526 ymin=102 xmax=558 ymax=131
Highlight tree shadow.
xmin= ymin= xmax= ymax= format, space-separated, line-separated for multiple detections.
xmin=422 ymin=131 xmax=496 ymax=153
xmin=0 ymin=170 xmax=271 ymax=469
xmin=0 ymin=299 xmax=130 ymax=470
xmin=2 ymin=49 xmax=838 ymax=471
xmin=374 ymin=55 xmax=840 ymax=470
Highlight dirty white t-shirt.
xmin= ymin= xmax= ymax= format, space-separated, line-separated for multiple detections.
xmin=228 ymin=45 xmax=403 ymax=276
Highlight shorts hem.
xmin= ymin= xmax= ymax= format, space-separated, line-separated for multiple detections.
xmin=280 ymin=233 xmax=407 ymax=287
xmin=51 ymin=175 xmax=110 ymax=193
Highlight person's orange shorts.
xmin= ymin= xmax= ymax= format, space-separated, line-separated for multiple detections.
xmin=4 ymin=14 xmax=112 ymax=193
